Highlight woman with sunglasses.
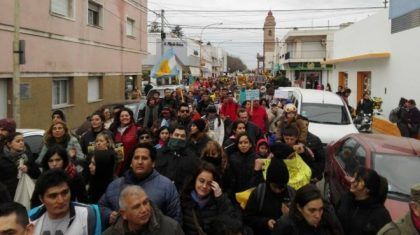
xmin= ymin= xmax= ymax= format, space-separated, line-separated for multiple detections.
xmin=336 ymin=167 xmax=391 ymax=235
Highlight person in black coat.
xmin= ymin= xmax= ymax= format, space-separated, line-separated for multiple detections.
xmin=87 ymin=149 xmax=116 ymax=203
xmin=0 ymin=132 xmax=40 ymax=198
xmin=187 ymin=119 xmax=211 ymax=157
xmin=155 ymin=125 xmax=200 ymax=191
xmin=223 ymin=120 xmax=246 ymax=156
xmin=272 ymin=184 xmax=344 ymax=235
xmin=180 ymin=162 xmax=243 ymax=235
xmin=244 ymin=158 xmax=295 ymax=235
xmin=336 ymin=167 xmax=391 ymax=235
xmin=229 ymin=133 xmax=258 ymax=194
xmin=31 ymin=145 xmax=87 ymax=208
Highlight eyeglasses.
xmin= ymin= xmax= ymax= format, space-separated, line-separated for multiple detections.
xmin=180 ymin=110 xmax=189 ymax=113
xmin=140 ymin=135 xmax=150 ymax=140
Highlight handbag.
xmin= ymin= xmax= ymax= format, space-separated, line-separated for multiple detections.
xmin=14 ymin=173 xmax=35 ymax=210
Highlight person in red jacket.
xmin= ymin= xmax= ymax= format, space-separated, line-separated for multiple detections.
xmin=110 ymin=107 xmax=139 ymax=176
xmin=249 ymin=100 xmax=269 ymax=134
xmin=220 ymin=92 xmax=239 ymax=122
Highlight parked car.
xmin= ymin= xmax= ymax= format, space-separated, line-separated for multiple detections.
xmin=146 ymin=85 xmax=186 ymax=99
xmin=17 ymin=129 xmax=45 ymax=160
xmin=290 ymin=88 xmax=359 ymax=145
xmin=75 ymin=100 xmax=146 ymax=136
xmin=324 ymin=133 xmax=420 ymax=220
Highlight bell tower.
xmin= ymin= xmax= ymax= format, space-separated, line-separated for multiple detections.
xmin=263 ymin=10 xmax=276 ymax=71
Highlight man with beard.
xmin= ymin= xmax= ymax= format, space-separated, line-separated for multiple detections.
xmin=172 ymin=103 xmax=193 ymax=133
xmin=160 ymin=88 xmax=177 ymax=112
xmin=155 ymin=125 xmax=199 ymax=191
xmin=197 ymin=91 xmax=212 ymax=116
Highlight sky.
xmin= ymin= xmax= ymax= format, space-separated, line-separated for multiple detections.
xmin=147 ymin=0 xmax=386 ymax=69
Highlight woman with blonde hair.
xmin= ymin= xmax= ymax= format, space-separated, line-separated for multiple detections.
xmin=36 ymin=120 xmax=84 ymax=165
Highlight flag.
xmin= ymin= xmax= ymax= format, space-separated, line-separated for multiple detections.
xmin=151 ymin=48 xmax=180 ymax=78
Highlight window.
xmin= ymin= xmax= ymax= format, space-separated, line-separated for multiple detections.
xmin=88 ymin=1 xmax=102 ymax=27
xmin=88 ymin=76 xmax=102 ymax=102
xmin=301 ymin=103 xmax=351 ymax=125
xmin=268 ymin=30 xmax=272 ymax=36
xmin=52 ymin=78 xmax=70 ymax=106
xmin=336 ymin=138 xmax=360 ymax=176
xmin=126 ymin=18 xmax=135 ymax=36
xmin=51 ymin=0 xmax=74 ymax=18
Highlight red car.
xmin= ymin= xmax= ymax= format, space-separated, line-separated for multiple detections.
xmin=324 ymin=133 xmax=420 ymax=220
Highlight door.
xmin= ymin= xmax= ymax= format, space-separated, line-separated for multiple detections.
xmin=0 ymin=79 xmax=8 ymax=118
xmin=357 ymin=72 xmax=371 ymax=102
xmin=338 ymin=72 xmax=348 ymax=89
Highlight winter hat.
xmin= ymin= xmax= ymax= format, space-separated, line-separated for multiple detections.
xmin=271 ymin=142 xmax=295 ymax=159
xmin=51 ymin=110 xmax=66 ymax=122
xmin=206 ymin=105 xmax=217 ymax=113
xmin=192 ymin=119 xmax=206 ymax=132
xmin=266 ymin=158 xmax=289 ymax=187
xmin=256 ymin=138 xmax=269 ymax=149
xmin=0 ymin=118 xmax=16 ymax=133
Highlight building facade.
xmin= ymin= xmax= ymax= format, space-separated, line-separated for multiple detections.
xmin=325 ymin=7 xmax=420 ymax=135
xmin=0 ymin=0 xmax=148 ymax=129
xmin=277 ymin=29 xmax=336 ymax=88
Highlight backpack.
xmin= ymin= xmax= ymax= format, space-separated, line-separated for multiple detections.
xmin=389 ymin=107 xmax=400 ymax=123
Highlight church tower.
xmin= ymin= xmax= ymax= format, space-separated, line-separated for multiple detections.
xmin=263 ymin=10 xmax=276 ymax=71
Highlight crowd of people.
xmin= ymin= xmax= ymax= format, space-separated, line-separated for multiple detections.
xmin=0 ymin=77 xmax=419 ymax=235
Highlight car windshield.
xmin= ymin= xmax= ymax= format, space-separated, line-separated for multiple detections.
xmin=301 ymin=103 xmax=351 ymax=125
xmin=373 ymin=153 xmax=420 ymax=198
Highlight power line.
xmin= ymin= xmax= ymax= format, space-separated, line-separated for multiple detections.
xmin=152 ymin=6 xmax=384 ymax=13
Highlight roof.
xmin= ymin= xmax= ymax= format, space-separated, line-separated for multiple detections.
xmin=296 ymin=88 xmax=344 ymax=105
xmin=352 ymin=134 xmax=420 ymax=156
xmin=322 ymin=52 xmax=390 ymax=64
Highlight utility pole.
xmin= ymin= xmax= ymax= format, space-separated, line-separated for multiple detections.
xmin=160 ymin=9 xmax=165 ymax=57
xmin=13 ymin=0 xmax=21 ymax=126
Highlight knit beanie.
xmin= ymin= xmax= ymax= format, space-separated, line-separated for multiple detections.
xmin=0 ymin=118 xmax=16 ymax=133
xmin=266 ymin=158 xmax=289 ymax=187
xmin=271 ymin=142 xmax=295 ymax=159
xmin=192 ymin=119 xmax=206 ymax=132
xmin=51 ymin=110 xmax=66 ymax=122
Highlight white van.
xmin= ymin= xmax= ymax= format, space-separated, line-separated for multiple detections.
xmin=290 ymin=88 xmax=358 ymax=145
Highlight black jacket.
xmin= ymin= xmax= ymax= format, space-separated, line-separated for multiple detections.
xmin=155 ymin=146 xmax=200 ymax=191
xmin=244 ymin=183 xmax=295 ymax=235
xmin=246 ymin=122 xmax=264 ymax=145
xmin=305 ymin=132 xmax=325 ymax=181
xmin=187 ymin=134 xmax=211 ymax=157
xmin=229 ymin=150 xmax=257 ymax=193
xmin=0 ymin=148 xmax=40 ymax=198
xmin=356 ymin=99 xmax=374 ymax=115
xmin=181 ymin=193 xmax=242 ymax=235
xmin=336 ymin=192 xmax=391 ymax=235
xmin=272 ymin=210 xmax=344 ymax=235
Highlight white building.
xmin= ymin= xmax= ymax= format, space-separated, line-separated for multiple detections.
xmin=277 ymin=29 xmax=336 ymax=88
xmin=324 ymin=6 xmax=420 ymax=135
xmin=145 ymin=33 xmax=227 ymax=82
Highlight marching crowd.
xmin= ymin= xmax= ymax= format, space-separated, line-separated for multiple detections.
xmin=0 ymin=78 xmax=419 ymax=235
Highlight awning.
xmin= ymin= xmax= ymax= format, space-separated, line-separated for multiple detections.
xmin=322 ymin=52 xmax=390 ymax=64
xmin=189 ymin=67 xmax=201 ymax=77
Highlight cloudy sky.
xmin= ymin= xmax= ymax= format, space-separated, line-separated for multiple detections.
xmin=148 ymin=0 xmax=386 ymax=69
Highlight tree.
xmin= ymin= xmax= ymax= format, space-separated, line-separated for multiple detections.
xmin=227 ymin=55 xmax=247 ymax=72
xmin=171 ymin=25 xmax=184 ymax=37
xmin=149 ymin=22 xmax=160 ymax=33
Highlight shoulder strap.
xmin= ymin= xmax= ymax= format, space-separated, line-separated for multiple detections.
xmin=191 ymin=209 xmax=207 ymax=235
xmin=256 ymin=183 xmax=267 ymax=213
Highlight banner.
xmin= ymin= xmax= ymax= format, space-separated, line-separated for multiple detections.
xmin=245 ymin=89 xmax=260 ymax=101
xmin=151 ymin=48 xmax=180 ymax=78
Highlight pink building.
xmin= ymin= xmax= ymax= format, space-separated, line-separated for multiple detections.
xmin=0 ymin=0 xmax=147 ymax=129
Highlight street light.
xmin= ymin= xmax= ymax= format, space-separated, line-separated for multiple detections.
xmin=200 ymin=22 xmax=223 ymax=71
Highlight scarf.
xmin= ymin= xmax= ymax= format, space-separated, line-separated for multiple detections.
xmin=191 ymin=190 xmax=210 ymax=209
xmin=2 ymin=147 xmax=26 ymax=166
xmin=65 ymin=163 xmax=77 ymax=179
xmin=412 ymin=210 xmax=420 ymax=231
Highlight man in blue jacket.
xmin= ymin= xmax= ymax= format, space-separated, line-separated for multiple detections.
xmin=99 ymin=143 xmax=182 ymax=228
